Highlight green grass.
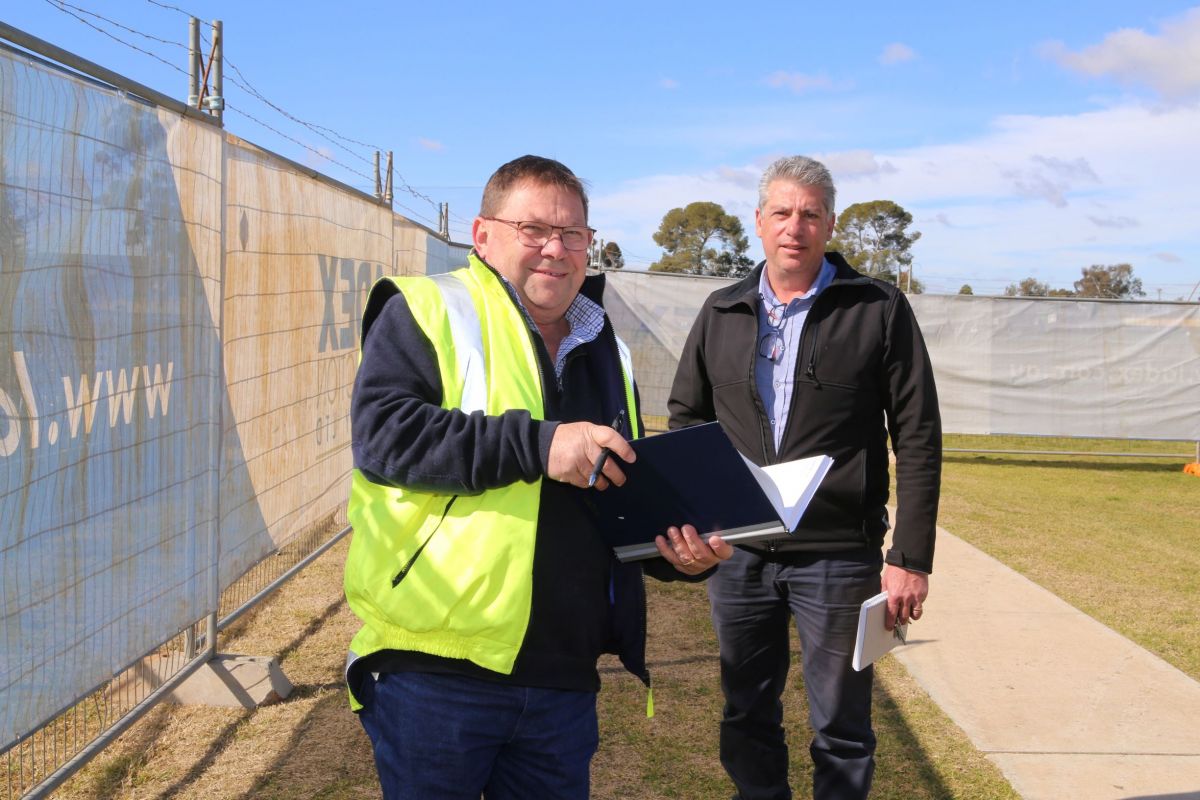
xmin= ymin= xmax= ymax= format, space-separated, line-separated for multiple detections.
xmin=593 ymin=580 xmax=1019 ymax=800
xmin=52 ymin=433 xmax=1197 ymax=799
xmin=937 ymin=434 xmax=1200 ymax=681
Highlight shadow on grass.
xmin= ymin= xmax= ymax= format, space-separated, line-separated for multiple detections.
xmin=594 ymin=574 xmax=997 ymax=799
xmin=153 ymin=709 xmax=254 ymax=800
xmin=229 ymin=691 xmax=373 ymax=800
xmin=74 ymin=705 xmax=174 ymax=799
xmin=870 ymin=668 xmax=957 ymax=800
xmin=944 ymin=454 xmax=1185 ymax=473
xmin=147 ymin=596 xmax=352 ymax=800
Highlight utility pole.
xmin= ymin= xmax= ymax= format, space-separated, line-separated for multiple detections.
xmin=186 ymin=18 xmax=224 ymax=124
xmin=188 ymin=18 xmax=200 ymax=108
xmin=384 ymin=152 xmax=393 ymax=206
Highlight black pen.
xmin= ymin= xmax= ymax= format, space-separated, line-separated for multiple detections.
xmin=588 ymin=409 xmax=626 ymax=488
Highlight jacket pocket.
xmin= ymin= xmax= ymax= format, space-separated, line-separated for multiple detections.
xmin=392 ymin=495 xmax=457 ymax=587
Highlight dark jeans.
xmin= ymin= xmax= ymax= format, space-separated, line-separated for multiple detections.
xmin=708 ymin=546 xmax=882 ymax=800
xmin=357 ymin=671 xmax=599 ymax=800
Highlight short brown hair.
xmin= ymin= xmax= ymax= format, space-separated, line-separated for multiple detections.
xmin=479 ymin=155 xmax=589 ymax=221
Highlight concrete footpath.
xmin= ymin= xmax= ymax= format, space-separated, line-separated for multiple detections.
xmin=892 ymin=526 xmax=1200 ymax=800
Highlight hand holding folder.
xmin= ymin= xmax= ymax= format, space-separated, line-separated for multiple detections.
xmin=590 ymin=422 xmax=833 ymax=562
xmin=851 ymin=592 xmax=909 ymax=671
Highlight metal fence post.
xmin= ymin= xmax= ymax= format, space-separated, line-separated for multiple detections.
xmin=188 ymin=18 xmax=200 ymax=108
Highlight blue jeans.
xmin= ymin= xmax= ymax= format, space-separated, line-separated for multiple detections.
xmin=357 ymin=671 xmax=599 ymax=800
xmin=708 ymin=546 xmax=882 ymax=800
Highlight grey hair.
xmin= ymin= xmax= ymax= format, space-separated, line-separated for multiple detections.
xmin=757 ymin=156 xmax=836 ymax=215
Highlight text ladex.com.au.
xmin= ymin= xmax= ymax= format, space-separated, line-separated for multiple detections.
xmin=0 ymin=350 xmax=174 ymax=457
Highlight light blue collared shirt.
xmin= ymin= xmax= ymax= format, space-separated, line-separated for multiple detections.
xmin=754 ymin=259 xmax=836 ymax=453
xmin=500 ymin=276 xmax=605 ymax=380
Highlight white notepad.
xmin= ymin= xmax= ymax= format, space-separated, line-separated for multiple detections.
xmin=851 ymin=591 xmax=908 ymax=671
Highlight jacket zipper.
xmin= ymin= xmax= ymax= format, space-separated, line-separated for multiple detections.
xmin=803 ymin=312 xmax=822 ymax=389
xmin=392 ymin=495 xmax=457 ymax=586
xmin=746 ymin=299 xmax=773 ymax=465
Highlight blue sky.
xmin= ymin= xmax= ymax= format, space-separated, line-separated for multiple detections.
xmin=5 ymin=1 xmax=1199 ymax=298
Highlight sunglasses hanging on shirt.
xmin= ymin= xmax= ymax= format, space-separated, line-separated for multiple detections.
xmin=758 ymin=296 xmax=787 ymax=362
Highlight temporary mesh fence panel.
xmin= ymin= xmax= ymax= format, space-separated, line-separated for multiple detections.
xmin=909 ymin=294 xmax=1200 ymax=440
xmin=395 ymin=216 xmax=467 ymax=277
xmin=0 ymin=43 xmax=471 ymax=765
xmin=603 ymin=271 xmax=1200 ymax=441
xmin=602 ymin=270 xmax=727 ymax=431
xmin=1 ymin=50 xmax=224 ymax=749
xmin=218 ymin=135 xmax=393 ymax=588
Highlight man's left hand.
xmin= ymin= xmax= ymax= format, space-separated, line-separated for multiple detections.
xmin=881 ymin=565 xmax=929 ymax=630
xmin=655 ymin=524 xmax=733 ymax=575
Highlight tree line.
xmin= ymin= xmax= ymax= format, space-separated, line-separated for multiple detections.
xmin=1000 ymin=264 xmax=1144 ymax=299
xmin=597 ymin=198 xmax=1147 ymax=300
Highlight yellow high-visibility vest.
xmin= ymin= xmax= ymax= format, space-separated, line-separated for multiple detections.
xmin=343 ymin=254 xmax=636 ymax=708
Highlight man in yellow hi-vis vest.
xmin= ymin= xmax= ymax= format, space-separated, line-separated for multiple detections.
xmin=344 ymin=155 xmax=732 ymax=800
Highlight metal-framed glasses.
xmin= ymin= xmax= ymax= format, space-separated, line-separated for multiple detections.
xmin=484 ymin=217 xmax=596 ymax=251
xmin=758 ymin=296 xmax=788 ymax=362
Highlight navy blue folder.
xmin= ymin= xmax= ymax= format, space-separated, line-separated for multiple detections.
xmin=589 ymin=422 xmax=829 ymax=561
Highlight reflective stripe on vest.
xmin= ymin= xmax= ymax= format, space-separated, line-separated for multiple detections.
xmin=429 ymin=272 xmax=486 ymax=412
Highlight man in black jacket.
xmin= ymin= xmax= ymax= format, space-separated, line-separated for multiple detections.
xmin=668 ymin=155 xmax=942 ymax=800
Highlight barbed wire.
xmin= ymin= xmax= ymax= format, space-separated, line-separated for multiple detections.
xmin=143 ymin=0 xmax=193 ymax=15
xmin=43 ymin=0 xmax=186 ymax=75
xmin=48 ymin=0 xmax=438 ymax=208
xmin=394 ymin=204 xmax=442 ymax=232
xmin=220 ymin=70 xmax=378 ymax=172
xmin=49 ymin=0 xmax=187 ymax=50
xmin=223 ymin=101 xmax=375 ymax=186
xmin=139 ymin=0 xmax=436 ymax=205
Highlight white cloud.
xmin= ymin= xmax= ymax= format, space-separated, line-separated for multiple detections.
xmin=1087 ymin=214 xmax=1139 ymax=229
xmin=302 ymin=145 xmax=335 ymax=170
xmin=1041 ymin=7 xmax=1200 ymax=101
xmin=764 ymin=71 xmax=853 ymax=93
xmin=417 ymin=138 xmax=445 ymax=152
xmin=659 ymin=77 xmax=679 ymax=90
xmin=879 ymin=43 xmax=917 ymax=66
xmin=715 ymin=165 xmax=759 ymax=190
xmin=590 ymin=103 xmax=1200 ymax=292
xmin=1001 ymin=155 xmax=1100 ymax=208
xmin=818 ymin=150 xmax=899 ymax=181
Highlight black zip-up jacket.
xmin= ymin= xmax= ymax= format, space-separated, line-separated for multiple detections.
xmin=351 ymin=260 xmax=684 ymax=694
xmin=668 ymin=254 xmax=942 ymax=572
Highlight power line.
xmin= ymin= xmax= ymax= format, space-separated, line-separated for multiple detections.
xmin=132 ymin=0 xmax=437 ymax=208
xmin=223 ymin=102 xmax=375 ymax=186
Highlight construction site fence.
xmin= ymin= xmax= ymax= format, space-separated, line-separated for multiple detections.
xmin=1 ymin=32 xmax=469 ymax=798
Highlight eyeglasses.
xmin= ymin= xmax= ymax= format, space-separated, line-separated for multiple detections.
xmin=484 ymin=217 xmax=595 ymax=251
xmin=758 ymin=297 xmax=788 ymax=362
